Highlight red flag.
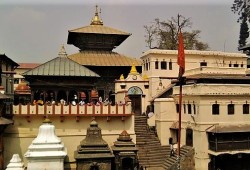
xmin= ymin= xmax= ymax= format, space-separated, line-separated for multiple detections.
xmin=177 ymin=30 xmax=185 ymax=77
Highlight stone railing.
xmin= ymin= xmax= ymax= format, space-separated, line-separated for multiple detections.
xmin=13 ymin=103 xmax=132 ymax=122
xmin=184 ymin=66 xmax=246 ymax=77
xmin=173 ymin=84 xmax=250 ymax=96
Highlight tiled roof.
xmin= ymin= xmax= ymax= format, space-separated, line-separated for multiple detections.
xmin=69 ymin=25 xmax=130 ymax=35
xmin=23 ymin=57 xmax=100 ymax=77
xmin=68 ymin=51 xmax=141 ymax=66
xmin=18 ymin=63 xmax=40 ymax=69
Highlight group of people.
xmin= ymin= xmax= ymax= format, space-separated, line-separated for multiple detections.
xmin=32 ymin=95 xmax=114 ymax=107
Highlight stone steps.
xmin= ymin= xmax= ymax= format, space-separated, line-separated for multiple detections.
xmin=135 ymin=115 xmax=194 ymax=169
xmin=135 ymin=115 xmax=168 ymax=168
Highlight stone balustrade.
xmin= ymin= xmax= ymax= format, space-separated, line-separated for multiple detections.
xmin=13 ymin=103 xmax=132 ymax=122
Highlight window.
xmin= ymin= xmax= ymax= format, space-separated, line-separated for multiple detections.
xmin=234 ymin=63 xmax=239 ymax=67
xmin=148 ymin=61 xmax=150 ymax=70
xmin=155 ymin=61 xmax=159 ymax=69
xmin=146 ymin=62 xmax=148 ymax=71
xmin=241 ymin=63 xmax=244 ymax=67
xmin=188 ymin=104 xmax=192 ymax=114
xmin=243 ymin=104 xmax=249 ymax=114
xmin=212 ymin=104 xmax=219 ymax=115
xmin=193 ymin=104 xmax=196 ymax=114
xmin=200 ymin=62 xmax=207 ymax=67
xmin=183 ymin=104 xmax=186 ymax=114
xmin=14 ymin=78 xmax=19 ymax=84
xmin=169 ymin=60 xmax=172 ymax=70
xmin=176 ymin=104 xmax=179 ymax=113
xmin=229 ymin=62 xmax=232 ymax=67
xmin=228 ymin=104 xmax=235 ymax=115
xmin=186 ymin=129 xmax=193 ymax=147
xmin=161 ymin=61 xmax=167 ymax=70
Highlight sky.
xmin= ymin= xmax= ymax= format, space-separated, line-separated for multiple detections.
xmin=0 ymin=0 xmax=242 ymax=63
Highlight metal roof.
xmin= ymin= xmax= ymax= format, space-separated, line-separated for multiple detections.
xmin=23 ymin=56 xmax=100 ymax=77
xmin=206 ymin=124 xmax=250 ymax=133
xmin=68 ymin=51 xmax=141 ymax=66
xmin=69 ymin=25 xmax=131 ymax=35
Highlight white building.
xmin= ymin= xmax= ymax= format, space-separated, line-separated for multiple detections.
xmin=141 ymin=49 xmax=250 ymax=170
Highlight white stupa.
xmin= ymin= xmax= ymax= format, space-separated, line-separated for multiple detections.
xmin=24 ymin=118 xmax=67 ymax=170
xmin=6 ymin=154 xmax=24 ymax=170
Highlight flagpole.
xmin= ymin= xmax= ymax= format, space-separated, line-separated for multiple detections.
xmin=177 ymin=75 xmax=183 ymax=170
xmin=176 ymin=17 xmax=185 ymax=169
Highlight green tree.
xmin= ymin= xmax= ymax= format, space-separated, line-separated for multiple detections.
xmin=144 ymin=15 xmax=209 ymax=50
xmin=232 ymin=0 xmax=250 ymax=48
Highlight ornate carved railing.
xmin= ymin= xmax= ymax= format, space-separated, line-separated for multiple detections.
xmin=13 ymin=103 xmax=132 ymax=122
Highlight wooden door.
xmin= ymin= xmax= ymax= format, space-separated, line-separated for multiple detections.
xmin=129 ymin=95 xmax=141 ymax=115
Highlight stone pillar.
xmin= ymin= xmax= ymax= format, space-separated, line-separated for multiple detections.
xmin=24 ymin=118 xmax=67 ymax=170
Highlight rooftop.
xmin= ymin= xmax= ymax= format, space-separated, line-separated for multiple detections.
xmin=141 ymin=50 xmax=247 ymax=58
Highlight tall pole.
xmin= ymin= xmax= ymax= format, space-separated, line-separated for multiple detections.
xmin=176 ymin=13 xmax=184 ymax=170
xmin=177 ymin=77 xmax=183 ymax=170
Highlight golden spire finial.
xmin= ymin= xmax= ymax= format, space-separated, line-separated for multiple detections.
xmin=90 ymin=5 xmax=103 ymax=25
xmin=130 ymin=63 xmax=138 ymax=75
xmin=120 ymin=74 xmax=125 ymax=80
xmin=143 ymin=74 xmax=149 ymax=80
xmin=43 ymin=114 xmax=51 ymax=124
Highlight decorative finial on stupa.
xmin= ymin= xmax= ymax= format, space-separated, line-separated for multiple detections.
xmin=58 ymin=44 xmax=67 ymax=57
xmin=143 ymin=74 xmax=149 ymax=80
xmin=120 ymin=74 xmax=125 ymax=80
xmin=43 ymin=114 xmax=51 ymax=124
xmin=90 ymin=5 xmax=103 ymax=25
xmin=130 ymin=63 xmax=138 ymax=75
xmin=6 ymin=154 xmax=24 ymax=170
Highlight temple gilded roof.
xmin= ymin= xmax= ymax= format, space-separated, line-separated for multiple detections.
xmin=69 ymin=25 xmax=130 ymax=35
xmin=23 ymin=56 xmax=100 ymax=77
xmin=67 ymin=6 xmax=131 ymax=51
xmin=68 ymin=51 xmax=141 ymax=66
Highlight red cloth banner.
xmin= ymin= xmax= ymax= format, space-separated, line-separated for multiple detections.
xmin=177 ymin=31 xmax=185 ymax=77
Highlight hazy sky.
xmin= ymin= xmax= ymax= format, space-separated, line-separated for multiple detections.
xmin=0 ymin=0 xmax=242 ymax=63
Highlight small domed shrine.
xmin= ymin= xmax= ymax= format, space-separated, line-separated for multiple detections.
xmin=6 ymin=154 xmax=24 ymax=170
xmin=74 ymin=120 xmax=114 ymax=170
xmin=24 ymin=118 xmax=67 ymax=170
xmin=111 ymin=130 xmax=138 ymax=170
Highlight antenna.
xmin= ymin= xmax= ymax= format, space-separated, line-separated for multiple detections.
xmin=224 ymin=40 xmax=226 ymax=52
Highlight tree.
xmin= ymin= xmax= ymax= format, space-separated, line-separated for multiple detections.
xmin=144 ymin=15 xmax=209 ymax=50
xmin=239 ymin=12 xmax=249 ymax=47
xmin=232 ymin=0 xmax=250 ymax=48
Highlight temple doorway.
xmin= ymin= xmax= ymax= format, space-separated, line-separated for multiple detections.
xmin=122 ymin=157 xmax=133 ymax=170
xmin=129 ymin=95 xmax=141 ymax=115
xmin=128 ymin=86 xmax=143 ymax=115
xmin=186 ymin=128 xmax=193 ymax=147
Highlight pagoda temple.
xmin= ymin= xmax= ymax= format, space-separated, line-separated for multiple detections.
xmin=67 ymin=5 xmax=141 ymax=99
xmin=22 ymin=5 xmax=141 ymax=104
